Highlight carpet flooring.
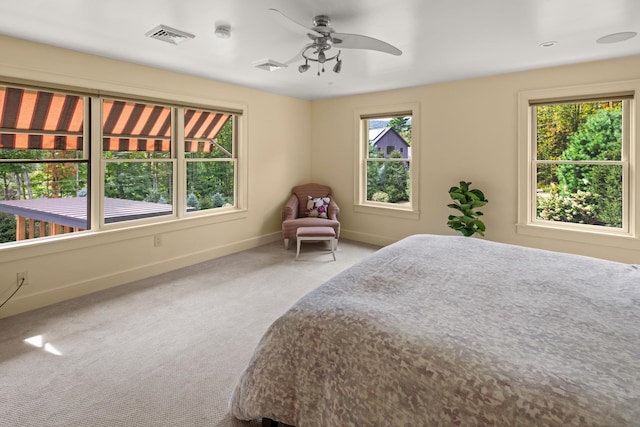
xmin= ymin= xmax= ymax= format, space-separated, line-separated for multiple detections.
xmin=0 ymin=239 xmax=379 ymax=427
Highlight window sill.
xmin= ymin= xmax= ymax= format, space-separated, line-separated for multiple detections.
xmin=185 ymin=206 xmax=246 ymax=220
xmin=354 ymin=203 xmax=420 ymax=220
xmin=516 ymin=222 xmax=639 ymax=250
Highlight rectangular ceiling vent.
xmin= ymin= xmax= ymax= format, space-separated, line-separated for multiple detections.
xmin=254 ymin=59 xmax=288 ymax=72
xmin=145 ymin=25 xmax=195 ymax=45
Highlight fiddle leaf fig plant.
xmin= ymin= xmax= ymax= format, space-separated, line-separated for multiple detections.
xmin=447 ymin=181 xmax=488 ymax=237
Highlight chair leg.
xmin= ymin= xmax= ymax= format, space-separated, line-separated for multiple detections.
xmin=331 ymin=238 xmax=336 ymax=261
xmin=284 ymin=238 xmax=290 ymax=250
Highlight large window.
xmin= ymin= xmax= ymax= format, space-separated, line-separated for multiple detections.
xmin=355 ymin=103 xmax=419 ymax=219
xmin=0 ymin=82 xmax=243 ymax=245
xmin=518 ymin=81 xmax=638 ymax=243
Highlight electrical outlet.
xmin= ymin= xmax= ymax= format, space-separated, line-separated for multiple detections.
xmin=17 ymin=272 xmax=28 ymax=287
xmin=154 ymin=235 xmax=162 ymax=247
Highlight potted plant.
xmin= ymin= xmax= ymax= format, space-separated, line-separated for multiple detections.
xmin=447 ymin=181 xmax=488 ymax=237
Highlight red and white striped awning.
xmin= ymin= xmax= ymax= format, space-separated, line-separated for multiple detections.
xmin=184 ymin=108 xmax=231 ymax=154
xmin=0 ymin=86 xmax=231 ymax=153
xmin=0 ymin=86 xmax=84 ymax=150
xmin=102 ymin=99 xmax=172 ymax=152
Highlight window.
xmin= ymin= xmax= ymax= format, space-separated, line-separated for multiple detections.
xmin=184 ymin=108 xmax=235 ymax=212
xmin=102 ymin=99 xmax=174 ymax=224
xmin=518 ymin=81 xmax=638 ymax=244
xmin=0 ymin=82 xmax=244 ymax=245
xmin=0 ymin=85 xmax=88 ymax=242
xmin=355 ymin=103 xmax=419 ymax=219
xmin=534 ymin=98 xmax=626 ymax=229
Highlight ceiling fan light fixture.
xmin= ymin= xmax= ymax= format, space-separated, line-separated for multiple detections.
xmin=333 ymin=59 xmax=342 ymax=73
xmin=298 ymin=61 xmax=310 ymax=73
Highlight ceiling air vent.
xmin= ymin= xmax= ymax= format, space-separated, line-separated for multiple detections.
xmin=254 ymin=59 xmax=288 ymax=72
xmin=145 ymin=25 xmax=195 ymax=45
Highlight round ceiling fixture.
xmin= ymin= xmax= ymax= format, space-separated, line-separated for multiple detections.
xmin=215 ymin=25 xmax=231 ymax=39
xmin=539 ymin=40 xmax=558 ymax=48
xmin=596 ymin=31 xmax=637 ymax=44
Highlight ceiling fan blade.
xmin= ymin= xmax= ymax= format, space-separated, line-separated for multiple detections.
xmin=268 ymin=8 xmax=322 ymax=38
xmin=283 ymin=43 xmax=314 ymax=65
xmin=332 ymin=32 xmax=402 ymax=56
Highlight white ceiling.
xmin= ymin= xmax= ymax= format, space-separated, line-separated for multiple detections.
xmin=0 ymin=0 xmax=639 ymax=100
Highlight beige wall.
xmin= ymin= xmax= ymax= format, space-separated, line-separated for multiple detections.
xmin=1 ymin=34 xmax=639 ymax=318
xmin=0 ymin=36 xmax=312 ymax=318
xmin=311 ymin=55 xmax=640 ymax=264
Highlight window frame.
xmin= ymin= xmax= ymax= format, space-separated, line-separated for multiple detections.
xmin=354 ymin=102 xmax=420 ymax=220
xmin=517 ymin=80 xmax=639 ymax=249
xmin=0 ymin=80 xmax=247 ymax=245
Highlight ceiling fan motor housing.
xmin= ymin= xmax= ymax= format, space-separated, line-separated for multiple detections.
xmin=312 ymin=15 xmax=333 ymax=34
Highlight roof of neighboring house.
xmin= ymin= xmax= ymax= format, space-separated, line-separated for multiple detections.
xmin=369 ymin=127 xmax=408 ymax=146
xmin=368 ymin=127 xmax=388 ymax=142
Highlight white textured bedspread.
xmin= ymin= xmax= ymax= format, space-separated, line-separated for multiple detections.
xmin=230 ymin=234 xmax=640 ymax=426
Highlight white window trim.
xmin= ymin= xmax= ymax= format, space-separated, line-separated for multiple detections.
xmin=517 ymin=80 xmax=639 ymax=249
xmin=353 ymin=102 xmax=420 ymax=220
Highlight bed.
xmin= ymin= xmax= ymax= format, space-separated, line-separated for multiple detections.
xmin=230 ymin=234 xmax=640 ymax=426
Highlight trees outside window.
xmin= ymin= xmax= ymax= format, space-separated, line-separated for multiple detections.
xmin=534 ymin=100 xmax=625 ymax=229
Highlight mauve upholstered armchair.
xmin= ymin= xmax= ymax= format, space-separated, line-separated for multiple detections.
xmin=281 ymin=183 xmax=340 ymax=249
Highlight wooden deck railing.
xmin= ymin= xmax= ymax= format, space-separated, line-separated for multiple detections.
xmin=15 ymin=216 xmax=84 ymax=240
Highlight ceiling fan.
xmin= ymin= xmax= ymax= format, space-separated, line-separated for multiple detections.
xmin=269 ymin=8 xmax=402 ymax=76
